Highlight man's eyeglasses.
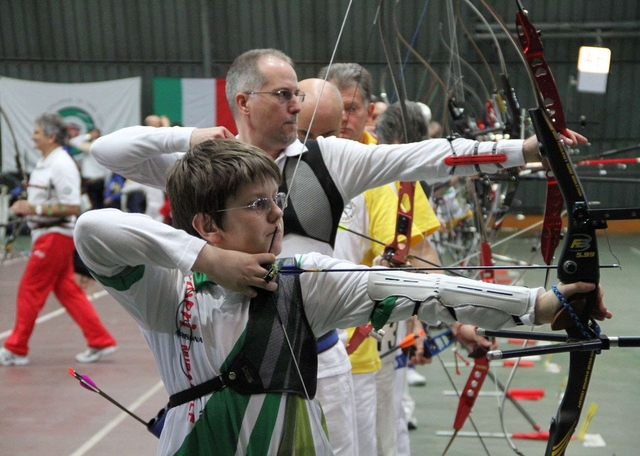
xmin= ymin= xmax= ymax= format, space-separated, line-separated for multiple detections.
xmin=217 ymin=192 xmax=288 ymax=215
xmin=244 ymin=89 xmax=305 ymax=103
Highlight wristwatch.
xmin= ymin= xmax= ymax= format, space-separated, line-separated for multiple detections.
xmin=35 ymin=205 xmax=43 ymax=216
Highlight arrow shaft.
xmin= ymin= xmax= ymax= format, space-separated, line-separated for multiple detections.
xmin=96 ymin=390 xmax=149 ymax=426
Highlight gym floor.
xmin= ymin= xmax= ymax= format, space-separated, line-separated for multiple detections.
xmin=1 ymin=232 xmax=638 ymax=455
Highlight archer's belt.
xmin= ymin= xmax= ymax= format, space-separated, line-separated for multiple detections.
xmin=316 ymin=329 xmax=339 ymax=354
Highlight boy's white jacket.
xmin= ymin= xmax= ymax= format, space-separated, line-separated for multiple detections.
xmin=75 ymin=209 xmax=541 ymax=455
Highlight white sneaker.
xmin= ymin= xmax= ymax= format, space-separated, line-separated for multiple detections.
xmin=75 ymin=345 xmax=117 ymax=363
xmin=407 ymin=367 xmax=427 ymax=386
xmin=0 ymin=347 xmax=30 ymax=366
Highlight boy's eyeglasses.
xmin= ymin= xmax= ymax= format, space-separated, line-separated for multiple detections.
xmin=217 ymin=192 xmax=288 ymax=215
xmin=244 ymin=89 xmax=305 ymax=103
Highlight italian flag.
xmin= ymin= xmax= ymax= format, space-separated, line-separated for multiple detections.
xmin=152 ymin=77 xmax=237 ymax=134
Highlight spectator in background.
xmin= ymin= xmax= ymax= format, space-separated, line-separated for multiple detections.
xmin=69 ymin=128 xmax=109 ymax=210
xmin=365 ymin=95 xmax=388 ymax=138
xmin=318 ymin=62 xmax=376 ymax=144
xmin=0 ymin=113 xmax=117 ymax=366
xmin=144 ymin=114 xmax=171 ymax=128
xmin=428 ymin=119 xmax=443 ymax=139
xmin=140 ymin=115 xmax=172 ymax=222
xmin=103 ymin=173 xmax=126 ymax=209
xmin=121 ymin=179 xmax=166 ymax=222
xmin=102 ymin=117 xmax=169 ymax=220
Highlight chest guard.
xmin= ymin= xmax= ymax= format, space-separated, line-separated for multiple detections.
xmin=280 ymin=140 xmax=345 ymax=248
xmin=222 ymin=258 xmax=318 ymax=398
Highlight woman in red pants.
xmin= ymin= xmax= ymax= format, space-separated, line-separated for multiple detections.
xmin=0 ymin=113 xmax=116 ymax=366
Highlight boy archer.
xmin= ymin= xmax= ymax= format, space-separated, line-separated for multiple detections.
xmin=75 ymin=139 xmax=609 ymax=456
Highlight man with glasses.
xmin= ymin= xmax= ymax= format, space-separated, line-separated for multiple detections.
xmin=92 ymin=48 xmax=588 ymax=455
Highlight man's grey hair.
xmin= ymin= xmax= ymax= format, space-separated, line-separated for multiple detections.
xmin=375 ymin=101 xmax=429 ymax=144
xmin=35 ymin=113 xmax=67 ymax=146
xmin=317 ymin=63 xmax=373 ymax=105
xmin=225 ymin=49 xmax=294 ymax=118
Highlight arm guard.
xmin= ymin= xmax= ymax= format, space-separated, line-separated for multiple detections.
xmin=367 ymin=270 xmax=539 ymax=330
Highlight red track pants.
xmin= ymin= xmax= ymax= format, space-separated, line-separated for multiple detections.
xmin=4 ymin=232 xmax=116 ymax=356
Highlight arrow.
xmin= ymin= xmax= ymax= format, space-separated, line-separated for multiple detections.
xmin=379 ymin=330 xmax=426 ymax=359
xmin=273 ymin=263 xmax=619 ymax=277
xmin=68 ymin=368 xmax=149 ymax=427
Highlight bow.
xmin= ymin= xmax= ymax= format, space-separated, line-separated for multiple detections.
xmin=0 ymin=103 xmax=27 ymax=185
xmin=512 ymin=6 xmax=597 ymax=453
xmin=475 ymin=2 xmax=640 ymax=454
xmin=0 ymin=102 xmax=29 ymax=263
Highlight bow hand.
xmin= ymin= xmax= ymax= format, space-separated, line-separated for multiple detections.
xmin=534 ymin=282 xmax=611 ymax=327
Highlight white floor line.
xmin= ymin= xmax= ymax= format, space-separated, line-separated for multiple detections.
xmin=0 ymin=289 xmax=110 ymax=341
xmin=69 ymin=380 xmax=165 ymax=456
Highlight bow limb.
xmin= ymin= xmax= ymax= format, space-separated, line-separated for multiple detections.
xmin=378 ymin=0 xmax=410 ymax=142
xmin=477 ymin=0 xmax=564 ymax=268
xmin=514 ymin=2 xmax=569 ymax=269
xmin=437 ymin=326 xmax=491 ymax=456
xmin=456 ymin=0 xmax=498 ymax=94
xmin=436 ymin=22 xmax=498 ymax=140
xmin=458 ymin=0 xmax=526 ymax=139
xmin=383 ymin=181 xmax=416 ymax=266
xmin=392 ymin=0 xmax=448 ymax=125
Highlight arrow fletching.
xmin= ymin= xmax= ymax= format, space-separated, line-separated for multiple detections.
xmin=68 ymin=367 xmax=100 ymax=393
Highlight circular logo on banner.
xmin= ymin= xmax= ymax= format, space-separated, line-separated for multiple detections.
xmin=57 ymin=107 xmax=95 ymax=155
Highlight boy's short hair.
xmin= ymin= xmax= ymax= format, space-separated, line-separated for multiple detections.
xmin=166 ymin=139 xmax=281 ymax=237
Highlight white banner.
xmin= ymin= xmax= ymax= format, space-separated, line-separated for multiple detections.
xmin=0 ymin=76 xmax=141 ymax=174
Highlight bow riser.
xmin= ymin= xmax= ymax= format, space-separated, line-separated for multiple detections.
xmin=530 ymin=108 xmax=600 ymax=289
xmin=383 ymin=181 xmax=416 ymax=266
